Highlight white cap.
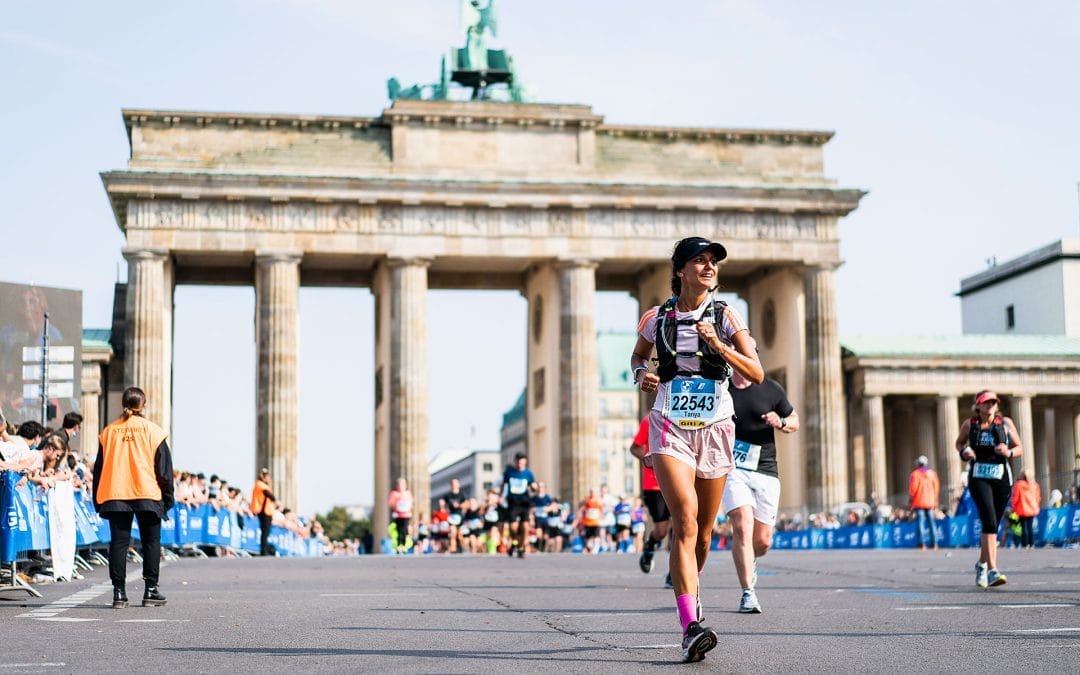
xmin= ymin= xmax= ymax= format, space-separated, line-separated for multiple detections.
xmin=916 ymin=455 xmax=928 ymax=466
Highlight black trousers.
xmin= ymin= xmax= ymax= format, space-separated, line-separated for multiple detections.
xmin=1019 ymin=516 xmax=1035 ymax=547
xmin=107 ymin=510 xmax=161 ymax=589
xmin=258 ymin=513 xmax=274 ymax=555
xmin=393 ymin=517 xmax=410 ymax=548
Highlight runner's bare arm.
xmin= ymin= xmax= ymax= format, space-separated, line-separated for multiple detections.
xmin=955 ymin=419 xmax=975 ymax=459
xmin=698 ymin=326 xmax=763 ymax=384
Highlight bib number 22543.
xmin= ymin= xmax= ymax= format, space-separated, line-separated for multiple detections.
xmin=666 ymin=379 xmax=718 ymax=428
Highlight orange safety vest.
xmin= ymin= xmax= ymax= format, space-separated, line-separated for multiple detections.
xmin=1010 ymin=479 xmax=1041 ymax=518
xmin=908 ymin=468 xmax=940 ymax=510
xmin=251 ymin=479 xmax=274 ymax=516
xmin=96 ymin=414 xmax=167 ymax=503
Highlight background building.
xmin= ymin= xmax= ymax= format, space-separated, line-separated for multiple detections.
xmin=843 ymin=238 xmax=1080 ymax=514
xmin=429 ymin=448 xmax=501 ymax=511
xmin=959 ymin=239 xmax=1080 ymax=336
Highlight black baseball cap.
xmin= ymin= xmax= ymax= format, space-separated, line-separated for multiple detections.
xmin=672 ymin=237 xmax=727 ymax=269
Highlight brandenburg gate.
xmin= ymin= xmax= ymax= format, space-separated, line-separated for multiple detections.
xmin=101 ymin=98 xmax=864 ymax=530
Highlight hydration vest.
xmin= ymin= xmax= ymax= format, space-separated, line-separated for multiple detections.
xmin=655 ymin=295 xmax=732 ymax=383
xmin=968 ymin=415 xmax=1009 ymax=451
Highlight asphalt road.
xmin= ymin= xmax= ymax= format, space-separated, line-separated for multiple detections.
xmin=2 ymin=546 xmax=1078 ymax=672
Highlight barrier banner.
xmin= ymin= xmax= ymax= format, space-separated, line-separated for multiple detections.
xmin=948 ymin=516 xmax=973 ymax=548
xmin=25 ymin=486 xmax=51 ymax=551
xmin=184 ymin=506 xmax=205 ymax=546
xmin=1 ymin=472 xmax=31 ymax=563
xmin=1042 ymin=506 xmax=1079 ymax=543
xmin=203 ymin=506 xmax=232 ymax=547
xmin=240 ymin=515 xmax=260 ymax=553
xmin=160 ymin=505 xmax=178 ymax=545
xmin=72 ymin=491 xmax=100 ymax=547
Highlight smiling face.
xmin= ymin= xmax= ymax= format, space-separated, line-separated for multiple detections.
xmin=677 ymin=252 xmax=720 ymax=293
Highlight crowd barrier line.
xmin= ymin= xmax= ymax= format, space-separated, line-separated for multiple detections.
xmin=1 ymin=471 xmax=325 ymax=567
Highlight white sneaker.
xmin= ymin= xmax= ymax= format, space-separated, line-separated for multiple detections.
xmin=987 ymin=569 xmax=1007 ymax=587
xmin=739 ymin=588 xmax=762 ymax=614
xmin=975 ymin=562 xmax=988 ymax=589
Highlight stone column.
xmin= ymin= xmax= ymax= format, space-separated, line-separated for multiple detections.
xmin=524 ymin=264 xmax=560 ymax=496
xmin=255 ymin=251 xmax=301 ymax=510
xmin=1010 ymin=395 xmax=1035 ymax=478
xmin=123 ymin=248 xmax=173 ymax=432
xmin=634 ymin=264 xmax=670 ymax=418
xmin=1073 ymin=403 xmax=1080 ymax=480
xmin=803 ymin=266 xmax=847 ymax=510
xmin=864 ymin=395 xmax=888 ymax=504
xmin=936 ymin=396 xmax=961 ymax=513
xmin=559 ymin=259 xmax=599 ymax=507
xmin=388 ymin=258 xmax=431 ymax=519
xmin=1039 ymin=407 xmax=1055 ymax=495
xmin=79 ymin=362 xmax=102 ymax=463
xmin=1054 ymin=403 xmax=1078 ymax=490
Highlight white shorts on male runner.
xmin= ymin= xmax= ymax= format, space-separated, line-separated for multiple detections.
xmin=722 ymin=467 xmax=781 ymax=526
xmin=648 ymin=409 xmax=734 ymax=480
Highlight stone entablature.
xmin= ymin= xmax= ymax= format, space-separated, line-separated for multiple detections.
xmin=851 ymin=360 xmax=1080 ymax=397
xmin=116 ymin=100 xmax=851 ymax=190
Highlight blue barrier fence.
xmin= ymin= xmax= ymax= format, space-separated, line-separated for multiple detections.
xmin=1 ymin=471 xmax=324 ymax=564
xmin=770 ymin=506 xmax=1080 ymax=550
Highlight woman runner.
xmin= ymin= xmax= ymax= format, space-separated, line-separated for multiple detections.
xmin=631 ymin=236 xmax=763 ymax=662
xmin=954 ymin=390 xmax=1023 ymax=588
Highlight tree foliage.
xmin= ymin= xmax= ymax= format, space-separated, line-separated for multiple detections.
xmin=316 ymin=506 xmax=370 ymax=542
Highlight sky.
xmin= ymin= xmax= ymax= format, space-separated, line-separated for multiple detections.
xmin=2 ymin=1 xmax=1079 ymax=515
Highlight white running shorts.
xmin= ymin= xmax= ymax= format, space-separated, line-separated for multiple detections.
xmin=722 ymin=467 xmax=781 ymax=526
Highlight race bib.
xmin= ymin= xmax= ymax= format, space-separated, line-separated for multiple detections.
xmin=616 ymin=513 xmax=632 ymax=526
xmin=448 ymin=513 xmax=462 ymax=526
xmin=509 ymin=477 xmax=528 ymax=495
xmin=467 ymin=518 xmax=482 ymax=531
xmin=585 ymin=508 xmax=601 ymax=521
xmin=484 ymin=509 xmax=500 ymax=523
xmin=631 ymin=522 xmax=645 ymax=534
xmin=665 ymin=378 xmax=719 ymax=428
xmin=973 ymin=462 xmax=1005 ymax=480
xmin=395 ymin=498 xmax=412 ymax=515
xmin=546 ymin=516 xmax=561 ymax=528
xmin=732 ymin=439 xmax=762 ymax=471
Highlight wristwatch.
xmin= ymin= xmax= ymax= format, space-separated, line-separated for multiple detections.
xmin=632 ymin=365 xmax=648 ymax=384
xmin=780 ymin=417 xmax=788 ymax=429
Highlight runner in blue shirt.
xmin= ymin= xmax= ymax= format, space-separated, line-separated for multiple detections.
xmin=501 ymin=452 xmax=537 ymax=558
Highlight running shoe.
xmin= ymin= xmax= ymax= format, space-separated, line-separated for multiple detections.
xmin=975 ymin=562 xmax=988 ymax=589
xmin=639 ymin=545 xmax=655 ymax=574
xmin=681 ymin=621 xmax=718 ymax=663
xmin=987 ymin=569 xmax=1007 ymax=587
xmin=738 ymin=589 xmax=762 ymax=614
xmin=664 ymin=572 xmax=674 ymax=589
xmin=507 ymin=544 xmax=516 ymax=558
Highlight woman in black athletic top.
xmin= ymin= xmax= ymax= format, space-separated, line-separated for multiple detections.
xmin=954 ymin=390 xmax=1022 ymax=588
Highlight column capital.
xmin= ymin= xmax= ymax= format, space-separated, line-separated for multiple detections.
xmin=255 ymin=249 xmax=303 ymax=266
xmin=384 ymin=256 xmax=432 ymax=269
xmin=802 ymin=262 xmax=842 ymax=275
xmin=556 ymin=258 xmax=599 ymax=270
xmin=122 ymin=247 xmax=170 ymax=263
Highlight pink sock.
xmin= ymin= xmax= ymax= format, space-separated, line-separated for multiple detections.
xmin=676 ymin=593 xmax=697 ymax=634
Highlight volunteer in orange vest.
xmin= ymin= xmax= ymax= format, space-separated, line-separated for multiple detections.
xmin=93 ymin=386 xmax=174 ymax=610
xmin=250 ymin=467 xmax=277 ymax=556
xmin=909 ymin=455 xmax=941 ymax=551
xmin=1010 ymin=471 xmax=1041 ymax=549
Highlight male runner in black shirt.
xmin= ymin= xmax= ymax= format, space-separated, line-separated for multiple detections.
xmin=721 ymin=372 xmax=799 ymax=613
